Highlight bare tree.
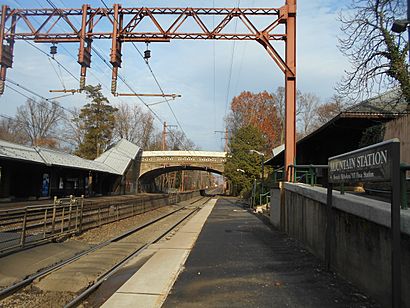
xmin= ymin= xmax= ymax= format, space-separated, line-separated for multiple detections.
xmin=338 ymin=0 xmax=409 ymax=106
xmin=14 ymin=98 xmax=65 ymax=148
xmin=113 ymin=103 xmax=155 ymax=148
xmin=63 ymin=107 xmax=84 ymax=152
xmin=297 ymin=92 xmax=320 ymax=137
xmin=167 ymin=128 xmax=197 ymax=151
xmin=272 ymin=86 xmax=304 ymax=144
xmin=314 ymin=95 xmax=345 ymax=127
xmin=0 ymin=117 xmax=27 ymax=144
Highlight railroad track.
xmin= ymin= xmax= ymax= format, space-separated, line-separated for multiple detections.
xmin=0 ymin=195 xmax=171 ymax=256
xmin=0 ymin=196 xmax=212 ymax=307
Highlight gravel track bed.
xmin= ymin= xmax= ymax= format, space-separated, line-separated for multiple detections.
xmin=0 ymin=204 xmax=184 ymax=308
xmin=70 ymin=204 xmax=180 ymax=244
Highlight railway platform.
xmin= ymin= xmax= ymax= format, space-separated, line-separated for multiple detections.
xmin=102 ymin=197 xmax=379 ymax=308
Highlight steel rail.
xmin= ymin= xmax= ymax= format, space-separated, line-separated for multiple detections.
xmin=64 ymin=204 xmax=203 ymax=308
xmin=0 ymin=193 xmax=198 ymax=256
xmin=0 ymin=204 xmax=188 ymax=300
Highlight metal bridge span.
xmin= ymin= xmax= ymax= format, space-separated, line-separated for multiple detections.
xmin=138 ymin=151 xmax=227 ymax=191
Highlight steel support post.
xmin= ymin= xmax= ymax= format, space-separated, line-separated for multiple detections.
xmin=408 ymin=0 xmax=410 ymax=63
xmin=391 ymin=142 xmax=401 ymax=308
xmin=110 ymin=4 xmax=122 ymax=95
xmin=0 ymin=6 xmax=6 ymax=95
xmin=325 ymin=183 xmax=333 ymax=270
xmin=78 ymin=4 xmax=92 ymax=90
xmin=284 ymin=0 xmax=296 ymax=182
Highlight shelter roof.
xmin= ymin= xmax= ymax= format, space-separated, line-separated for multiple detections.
xmin=94 ymin=139 xmax=141 ymax=175
xmin=0 ymin=139 xmax=140 ymax=175
xmin=343 ymin=88 xmax=407 ymax=115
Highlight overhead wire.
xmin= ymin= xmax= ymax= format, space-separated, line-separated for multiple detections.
xmin=233 ymin=0 xmax=255 ymax=95
xmin=48 ymin=57 xmax=66 ymax=90
xmin=23 ymin=41 xmax=80 ymax=83
xmin=224 ymin=0 xmax=241 ymax=118
xmin=212 ymin=0 xmax=217 ymax=135
xmin=7 ymin=0 xmax=196 ymax=152
xmin=0 ymin=112 xmax=77 ymax=147
xmin=2 ymin=85 xmax=76 ymax=147
xmin=6 ymin=79 xmax=77 ymax=117
xmin=99 ymin=0 xmax=195 ymax=153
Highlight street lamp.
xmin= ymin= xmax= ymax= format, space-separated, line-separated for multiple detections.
xmin=236 ymin=168 xmax=245 ymax=173
xmin=391 ymin=0 xmax=409 ymax=62
xmin=392 ymin=19 xmax=409 ymax=33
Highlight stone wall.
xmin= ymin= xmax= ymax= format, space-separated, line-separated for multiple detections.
xmin=270 ymin=183 xmax=410 ymax=308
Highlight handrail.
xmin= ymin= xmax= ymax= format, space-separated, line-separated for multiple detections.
xmin=287 ymin=164 xmax=329 ymax=186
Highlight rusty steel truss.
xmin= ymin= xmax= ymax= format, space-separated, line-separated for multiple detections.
xmin=0 ymin=1 xmax=296 ymax=180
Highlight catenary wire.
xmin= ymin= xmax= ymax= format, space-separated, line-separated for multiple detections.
xmin=99 ymin=0 xmax=195 ymax=152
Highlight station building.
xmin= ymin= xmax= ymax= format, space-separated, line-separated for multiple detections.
xmin=0 ymin=138 xmax=141 ymax=201
xmin=267 ymin=89 xmax=409 ymax=169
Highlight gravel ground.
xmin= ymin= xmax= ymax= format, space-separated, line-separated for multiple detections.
xmin=0 ymin=286 xmax=75 ymax=308
xmin=0 ymin=204 xmax=186 ymax=308
xmin=70 ymin=204 xmax=180 ymax=244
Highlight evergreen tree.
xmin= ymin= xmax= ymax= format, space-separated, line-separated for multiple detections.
xmin=224 ymin=125 xmax=266 ymax=197
xmin=74 ymin=85 xmax=118 ymax=159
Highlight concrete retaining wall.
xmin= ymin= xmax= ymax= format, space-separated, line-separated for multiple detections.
xmin=270 ymin=183 xmax=410 ymax=308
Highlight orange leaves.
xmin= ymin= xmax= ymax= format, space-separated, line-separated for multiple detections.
xmin=229 ymin=91 xmax=282 ymax=151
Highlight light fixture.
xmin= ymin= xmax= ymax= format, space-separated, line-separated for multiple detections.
xmin=50 ymin=43 xmax=57 ymax=58
xmin=144 ymin=42 xmax=151 ymax=62
xmin=391 ymin=19 xmax=409 ymax=33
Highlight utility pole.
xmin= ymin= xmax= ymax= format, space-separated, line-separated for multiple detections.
xmin=215 ymin=128 xmax=230 ymax=152
xmin=162 ymin=121 xmax=178 ymax=151
xmin=162 ymin=122 xmax=167 ymax=151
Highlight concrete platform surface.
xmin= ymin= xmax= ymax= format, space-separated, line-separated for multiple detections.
xmin=102 ymin=199 xmax=217 ymax=308
xmin=163 ymin=197 xmax=380 ymax=308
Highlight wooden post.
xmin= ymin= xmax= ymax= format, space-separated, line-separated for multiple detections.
xmin=43 ymin=208 xmax=48 ymax=238
xmin=61 ymin=205 xmax=65 ymax=233
xmin=79 ymin=195 xmax=84 ymax=232
xmin=20 ymin=209 xmax=27 ymax=247
xmin=51 ymin=196 xmax=57 ymax=233
xmin=68 ymin=195 xmax=73 ymax=231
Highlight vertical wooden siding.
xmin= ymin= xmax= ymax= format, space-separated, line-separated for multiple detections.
xmin=384 ymin=114 xmax=410 ymax=164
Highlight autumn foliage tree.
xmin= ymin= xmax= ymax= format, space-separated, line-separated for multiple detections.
xmin=225 ymin=91 xmax=282 ymax=152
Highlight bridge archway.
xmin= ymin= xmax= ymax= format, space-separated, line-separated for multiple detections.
xmin=139 ymin=166 xmax=222 ymax=192
xmin=138 ymin=151 xmax=226 ymax=192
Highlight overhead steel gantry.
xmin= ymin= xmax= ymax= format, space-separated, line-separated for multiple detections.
xmin=0 ymin=1 xmax=296 ymax=180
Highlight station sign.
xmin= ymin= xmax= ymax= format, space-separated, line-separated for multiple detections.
xmin=328 ymin=139 xmax=399 ymax=184
xmin=327 ymin=139 xmax=401 ymax=308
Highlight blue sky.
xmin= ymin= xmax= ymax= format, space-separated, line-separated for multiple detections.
xmin=0 ymin=0 xmax=350 ymax=151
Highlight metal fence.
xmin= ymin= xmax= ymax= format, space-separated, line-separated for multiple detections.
xmin=0 ymin=191 xmax=200 ymax=255
xmin=0 ymin=196 xmax=84 ymax=255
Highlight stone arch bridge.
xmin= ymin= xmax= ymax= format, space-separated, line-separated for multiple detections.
xmin=138 ymin=151 xmax=226 ymax=192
